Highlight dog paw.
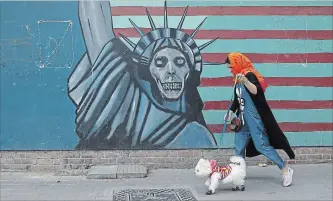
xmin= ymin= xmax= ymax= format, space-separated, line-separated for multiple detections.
xmin=205 ymin=190 xmax=213 ymax=195
xmin=232 ymin=185 xmax=245 ymax=191
xmin=240 ymin=185 xmax=245 ymax=191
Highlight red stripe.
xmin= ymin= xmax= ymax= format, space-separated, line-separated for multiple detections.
xmin=115 ymin=29 xmax=333 ymax=40
xmin=208 ymin=122 xmax=333 ymax=133
xmin=200 ymin=77 xmax=333 ymax=87
xmin=112 ymin=6 xmax=333 ymax=16
xmin=204 ymin=100 xmax=333 ymax=110
xmin=202 ymin=53 xmax=333 ymax=63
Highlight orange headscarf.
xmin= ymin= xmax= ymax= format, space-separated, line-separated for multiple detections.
xmin=227 ymin=52 xmax=267 ymax=92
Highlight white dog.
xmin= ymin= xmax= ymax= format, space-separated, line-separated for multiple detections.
xmin=194 ymin=156 xmax=246 ymax=195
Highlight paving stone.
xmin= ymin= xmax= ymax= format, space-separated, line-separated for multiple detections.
xmin=116 ymin=165 xmax=147 ymax=179
xmin=86 ymin=165 xmax=118 ymax=179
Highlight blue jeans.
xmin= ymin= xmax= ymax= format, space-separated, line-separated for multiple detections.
xmin=234 ymin=111 xmax=286 ymax=170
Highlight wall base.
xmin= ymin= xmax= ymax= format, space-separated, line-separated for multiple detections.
xmin=1 ymin=147 xmax=331 ymax=173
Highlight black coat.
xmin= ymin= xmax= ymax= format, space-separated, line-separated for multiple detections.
xmin=230 ymin=72 xmax=295 ymax=159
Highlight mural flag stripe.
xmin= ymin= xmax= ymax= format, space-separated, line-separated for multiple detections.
xmin=202 ymin=53 xmax=333 ymax=63
xmin=115 ymin=29 xmax=333 ymax=40
xmin=122 ymin=38 xmax=333 ymax=53
xmin=112 ymin=6 xmax=333 ymax=16
xmin=202 ymin=63 xmax=333 ymax=78
xmin=208 ymin=122 xmax=333 ymax=133
xmin=111 ymin=1 xmax=333 ymax=7
xmin=198 ymin=86 xmax=333 ymax=101
xmin=203 ymin=109 xmax=333 ymax=124
xmin=112 ymin=16 xmax=332 ymax=30
xmin=203 ymin=100 xmax=333 ymax=110
xmin=200 ymin=77 xmax=333 ymax=87
xmin=214 ymin=131 xmax=333 ymax=147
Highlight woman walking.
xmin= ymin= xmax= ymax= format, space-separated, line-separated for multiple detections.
xmin=224 ymin=52 xmax=295 ymax=187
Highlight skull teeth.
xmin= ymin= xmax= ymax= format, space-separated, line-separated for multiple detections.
xmin=162 ymin=82 xmax=182 ymax=90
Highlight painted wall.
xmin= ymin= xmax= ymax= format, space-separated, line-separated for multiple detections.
xmin=1 ymin=1 xmax=332 ymax=150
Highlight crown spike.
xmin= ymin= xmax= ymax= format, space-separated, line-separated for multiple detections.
xmin=164 ymin=1 xmax=168 ymax=28
xmin=190 ymin=17 xmax=207 ymax=38
xmin=145 ymin=7 xmax=156 ymax=30
xmin=119 ymin=33 xmax=136 ymax=49
xmin=177 ymin=6 xmax=189 ymax=30
xmin=128 ymin=18 xmax=145 ymax=37
xmin=199 ymin=37 xmax=219 ymax=51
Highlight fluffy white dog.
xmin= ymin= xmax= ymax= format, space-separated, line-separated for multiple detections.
xmin=194 ymin=156 xmax=246 ymax=195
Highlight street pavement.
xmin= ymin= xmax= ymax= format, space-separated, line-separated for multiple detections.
xmin=0 ymin=164 xmax=332 ymax=200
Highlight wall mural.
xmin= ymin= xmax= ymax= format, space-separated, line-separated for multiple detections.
xmin=68 ymin=1 xmax=218 ymax=150
xmin=1 ymin=1 xmax=332 ymax=150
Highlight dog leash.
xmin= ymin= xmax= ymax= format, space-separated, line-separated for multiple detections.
xmin=218 ymin=78 xmax=238 ymax=149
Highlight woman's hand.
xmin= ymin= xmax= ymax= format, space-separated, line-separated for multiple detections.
xmin=236 ymin=73 xmax=249 ymax=84
xmin=236 ymin=73 xmax=258 ymax=95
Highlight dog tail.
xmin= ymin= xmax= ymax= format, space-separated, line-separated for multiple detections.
xmin=230 ymin=156 xmax=246 ymax=167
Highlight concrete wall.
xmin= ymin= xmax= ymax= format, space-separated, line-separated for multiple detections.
xmin=1 ymin=1 xmax=332 ymax=151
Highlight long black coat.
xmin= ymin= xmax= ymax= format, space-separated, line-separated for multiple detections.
xmin=230 ymin=72 xmax=295 ymax=159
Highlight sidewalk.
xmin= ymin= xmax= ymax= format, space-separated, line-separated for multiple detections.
xmin=1 ymin=164 xmax=332 ymax=201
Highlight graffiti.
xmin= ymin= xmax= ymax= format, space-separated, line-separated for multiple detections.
xmin=37 ymin=20 xmax=74 ymax=68
xmin=0 ymin=38 xmax=34 ymax=63
xmin=67 ymin=1 xmax=218 ymax=150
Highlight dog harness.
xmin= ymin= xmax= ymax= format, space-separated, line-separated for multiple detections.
xmin=209 ymin=160 xmax=232 ymax=180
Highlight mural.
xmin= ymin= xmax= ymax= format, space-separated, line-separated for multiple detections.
xmin=0 ymin=1 xmax=332 ymax=150
xmin=67 ymin=1 xmax=218 ymax=149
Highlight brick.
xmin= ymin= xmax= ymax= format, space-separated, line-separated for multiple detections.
xmin=13 ymin=159 xmax=22 ymax=164
xmin=53 ymin=159 xmax=61 ymax=165
xmin=286 ymin=160 xmax=296 ymax=164
xmin=296 ymin=148 xmax=309 ymax=154
xmin=21 ymin=159 xmax=37 ymax=165
xmin=140 ymin=157 xmax=165 ymax=164
xmin=164 ymin=157 xmax=182 ymax=163
xmin=128 ymin=151 xmax=151 ymax=157
xmin=68 ymin=158 xmax=85 ymax=164
xmin=131 ymin=158 xmax=141 ymax=163
xmin=30 ymin=165 xmax=62 ymax=172
xmin=1 ymin=164 xmax=11 ymax=170
xmin=297 ymin=154 xmax=307 ymax=160
xmin=79 ymin=151 xmax=98 ymax=158
xmin=309 ymin=148 xmax=319 ymax=154
xmin=1 ymin=158 xmax=14 ymax=164
xmin=322 ymin=154 xmax=331 ymax=160
xmin=12 ymin=164 xmax=29 ymax=171
xmin=63 ymin=152 xmax=81 ymax=158
xmin=92 ymin=158 xmax=109 ymax=165
xmin=62 ymin=159 xmax=69 ymax=164
xmin=307 ymin=154 xmax=323 ymax=160
xmin=13 ymin=153 xmax=26 ymax=158
xmin=84 ymin=159 xmax=93 ymax=164
xmin=104 ymin=151 xmax=123 ymax=158
xmin=171 ymin=150 xmax=194 ymax=157
xmin=116 ymin=157 xmax=133 ymax=164
xmin=36 ymin=159 xmax=53 ymax=165
xmin=108 ymin=158 xmax=117 ymax=164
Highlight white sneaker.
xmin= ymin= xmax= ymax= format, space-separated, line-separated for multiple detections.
xmin=282 ymin=167 xmax=294 ymax=187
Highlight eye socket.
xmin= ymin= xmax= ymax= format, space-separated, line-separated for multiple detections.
xmin=154 ymin=56 xmax=168 ymax=68
xmin=173 ymin=56 xmax=185 ymax=67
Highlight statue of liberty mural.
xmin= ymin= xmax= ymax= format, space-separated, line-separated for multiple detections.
xmin=67 ymin=1 xmax=218 ymax=150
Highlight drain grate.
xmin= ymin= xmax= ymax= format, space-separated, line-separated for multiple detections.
xmin=113 ymin=188 xmax=198 ymax=201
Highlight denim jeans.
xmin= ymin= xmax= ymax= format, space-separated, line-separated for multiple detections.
xmin=234 ymin=110 xmax=286 ymax=170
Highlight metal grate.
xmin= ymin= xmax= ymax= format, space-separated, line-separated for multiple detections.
xmin=113 ymin=188 xmax=198 ymax=201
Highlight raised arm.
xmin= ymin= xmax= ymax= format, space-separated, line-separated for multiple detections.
xmin=78 ymin=0 xmax=116 ymax=64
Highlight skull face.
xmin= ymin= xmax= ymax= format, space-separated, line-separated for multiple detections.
xmin=149 ymin=48 xmax=190 ymax=99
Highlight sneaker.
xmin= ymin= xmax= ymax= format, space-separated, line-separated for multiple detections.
xmin=282 ymin=167 xmax=294 ymax=187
